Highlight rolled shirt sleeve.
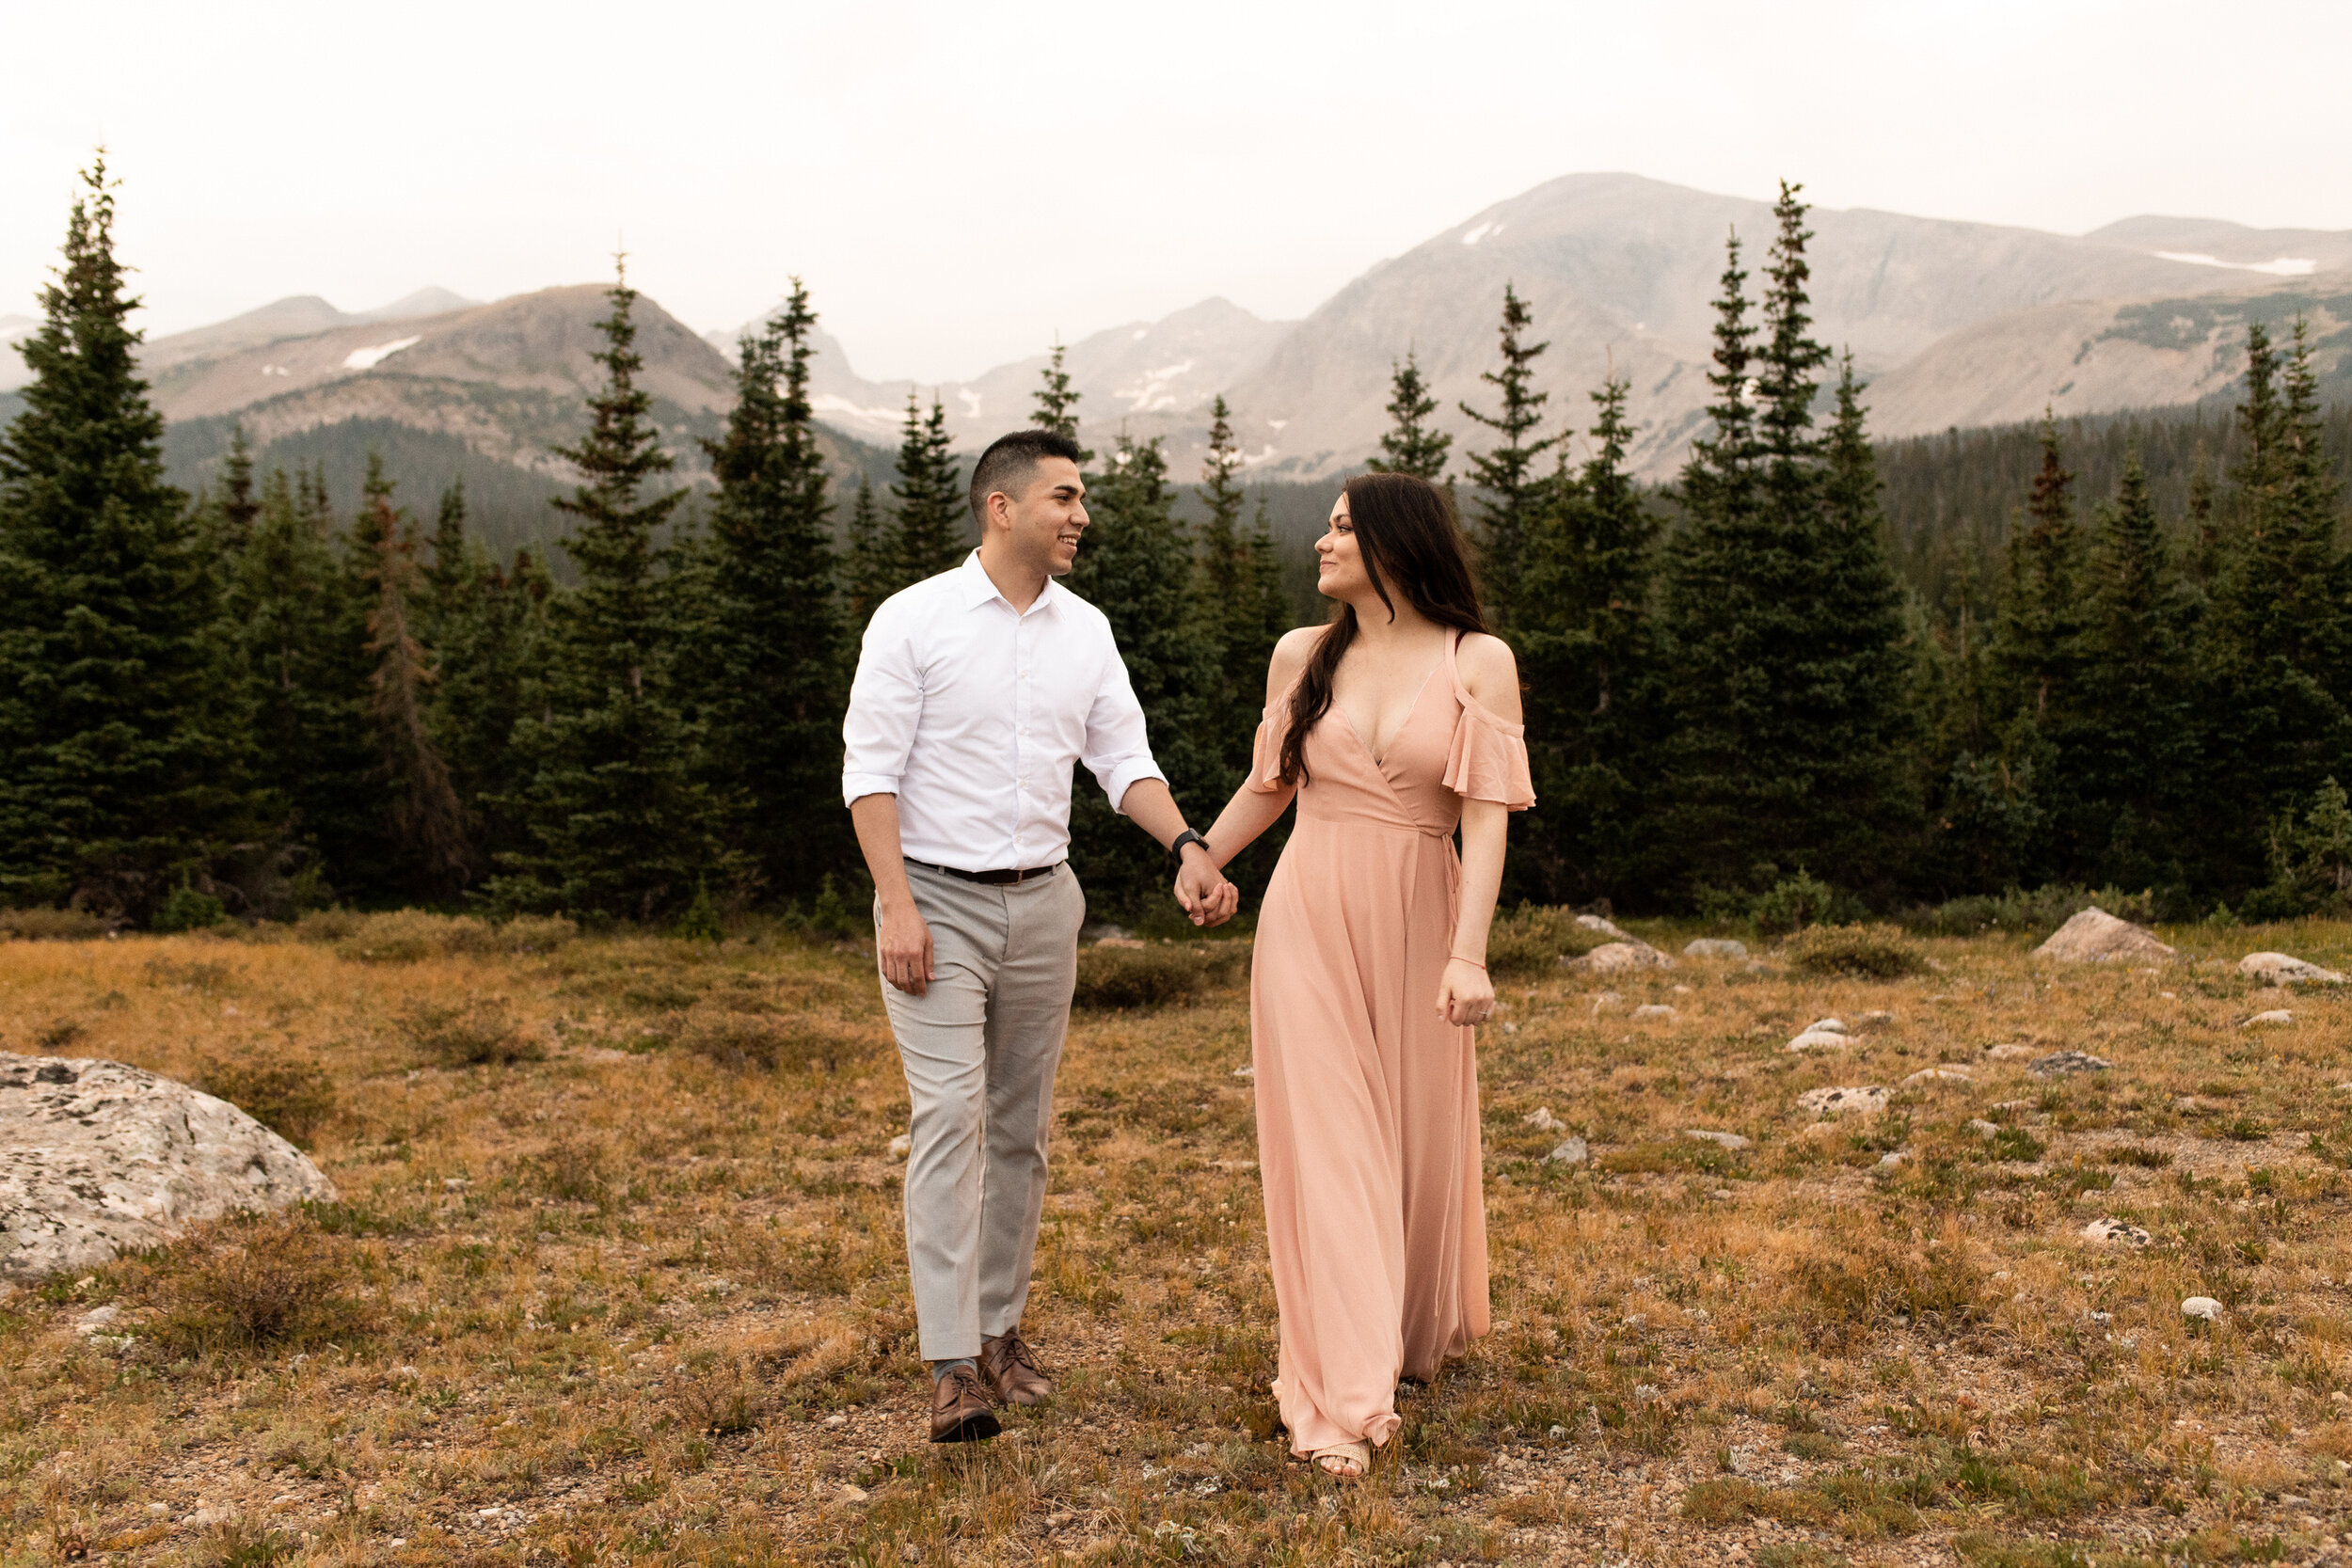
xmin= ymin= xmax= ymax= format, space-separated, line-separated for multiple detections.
xmin=1078 ymin=626 xmax=1168 ymax=815
xmin=842 ymin=602 xmax=923 ymax=807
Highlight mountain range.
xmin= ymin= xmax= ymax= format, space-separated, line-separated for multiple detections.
xmin=8 ymin=173 xmax=2347 ymax=503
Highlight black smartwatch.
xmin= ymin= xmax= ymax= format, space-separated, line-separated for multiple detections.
xmin=1170 ymin=829 xmax=1211 ymax=861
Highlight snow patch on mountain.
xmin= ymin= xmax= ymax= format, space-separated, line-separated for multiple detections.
xmin=342 ymin=335 xmax=421 ymax=371
xmin=2153 ymin=250 xmax=2317 ymax=277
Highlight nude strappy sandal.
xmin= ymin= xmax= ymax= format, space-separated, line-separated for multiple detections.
xmin=1312 ymin=1440 xmax=1370 ymax=1479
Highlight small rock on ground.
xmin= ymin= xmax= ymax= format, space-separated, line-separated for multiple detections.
xmin=2083 ymin=1218 xmax=2152 ymax=1246
xmin=1522 ymin=1106 xmax=1565 ymax=1132
xmin=1683 ymin=1129 xmax=1751 ymax=1150
xmin=1631 ymin=1003 xmax=1676 ymax=1019
xmin=1544 ymin=1136 xmax=1589 ymax=1166
xmin=1795 ymin=1085 xmax=1887 ymax=1118
xmin=1967 ymin=1118 xmax=2000 ymax=1137
xmin=2033 ymin=907 xmax=2175 ymax=964
xmin=1568 ymin=941 xmax=1673 ymax=974
xmin=2182 ymin=1296 xmax=2221 ymax=1322
xmin=1787 ymin=1029 xmax=1851 ymax=1052
xmin=1903 ymin=1067 xmax=1972 ymax=1085
xmin=2241 ymin=1009 xmax=2294 ymax=1027
xmin=1683 ymin=938 xmax=1749 ymax=958
xmin=2030 ymin=1050 xmax=2111 ymax=1076
xmin=2238 ymin=951 xmax=2346 ymax=986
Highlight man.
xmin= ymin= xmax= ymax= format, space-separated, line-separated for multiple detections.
xmin=843 ymin=428 xmax=1236 ymax=1443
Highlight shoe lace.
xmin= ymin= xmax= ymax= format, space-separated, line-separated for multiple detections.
xmin=993 ymin=1332 xmax=1039 ymax=1374
xmin=946 ymin=1365 xmax=988 ymax=1401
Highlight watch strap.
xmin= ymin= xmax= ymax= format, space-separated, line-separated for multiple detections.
xmin=1170 ymin=829 xmax=1210 ymax=860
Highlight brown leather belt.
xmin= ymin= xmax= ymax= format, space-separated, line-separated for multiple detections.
xmin=907 ymin=859 xmax=1061 ymax=886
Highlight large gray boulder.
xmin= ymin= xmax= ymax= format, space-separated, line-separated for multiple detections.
xmin=2033 ymin=907 xmax=2174 ymax=964
xmin=0 ymin=1053 xmax=336 ymax=1283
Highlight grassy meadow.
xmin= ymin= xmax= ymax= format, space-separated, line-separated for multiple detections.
xmin=1 ymin=910 xmax=2347 ymax=1566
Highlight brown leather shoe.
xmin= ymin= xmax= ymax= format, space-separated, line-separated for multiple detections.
xmin=930 ymin=1365 xmax=1000 ymax=1443
xmin=979 ymin=1329 xmax=1053 ymax=1406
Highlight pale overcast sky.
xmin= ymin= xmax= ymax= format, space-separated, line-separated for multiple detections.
xmin=3 ymin=0 xmax=2346 ymax=383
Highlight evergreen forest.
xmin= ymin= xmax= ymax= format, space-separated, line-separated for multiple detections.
xmin=5 ymin=163 xmax=2350 ymax=933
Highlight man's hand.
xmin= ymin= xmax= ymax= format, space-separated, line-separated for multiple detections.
xmin=877 ymin=898 xmax=936 ymax=995
xmin=1173 ymin=848 xmax=1238 ymax=927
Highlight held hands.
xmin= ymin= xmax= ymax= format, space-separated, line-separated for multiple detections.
xmin=1436 ymin=956 xmax=1496 ymax=1028
xmin=875 ymin=899 xmax=936 ymax=996
xmin=1172 ymin=847 xmax=1239 ymax=927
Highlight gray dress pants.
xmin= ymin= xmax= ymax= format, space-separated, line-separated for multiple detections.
xmin=880 ymin=860 xmax=1086 ymax=1361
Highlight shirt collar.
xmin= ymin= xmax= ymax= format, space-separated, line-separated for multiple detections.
xmin=956 ymin=549 xmax=1062 ymax=618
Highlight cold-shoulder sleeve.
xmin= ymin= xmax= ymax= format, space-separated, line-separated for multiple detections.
xmin=1443 ymin=697 xmax=1535 ymax=810
xmin=1247 ymin=695 xmax=1296 ymax=795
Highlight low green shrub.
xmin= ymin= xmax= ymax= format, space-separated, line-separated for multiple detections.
xmin=0 ymin=906 xmax=110 ymax=941
xmin=131 ymin=1210 xmax=374 ymax=1357
xmin=302 ymin=909 xmax=578 ymax=962
xmin=403 ymin=998 xmax=538 ymax=1066
xmin=193 ymin=1054 xmax=337 ymax=1148
xmin=1486 ymin=904 xmax=1610 ymax=977
xmin=1900 ymin=883 xmax=2156 ymax=939
xmin=1751 ymin=872 xmax=1860 ymax=936
xmin=153 ymin=882 xmax=228 ymax=933
xmin=1779 ymin=924 xmax=1930 ymax=979
xmin=675 ymin=1006 xmax=856 ymax=1072
xmin=1072 ymin=942 xmax=1247 ymax=1009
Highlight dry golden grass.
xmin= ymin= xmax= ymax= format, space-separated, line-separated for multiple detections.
xmin=1 ymin=914 xmax=2346 ymax=1565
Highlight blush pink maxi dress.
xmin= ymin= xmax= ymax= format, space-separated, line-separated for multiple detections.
xmin=1245 ymin=631 xmax=1534 ymax=1458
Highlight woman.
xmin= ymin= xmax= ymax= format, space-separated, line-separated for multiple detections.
xmin=1195 ymin=471 xmax=1532 ymax=1478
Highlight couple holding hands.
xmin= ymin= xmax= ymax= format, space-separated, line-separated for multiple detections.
xmin=842 ymin=429 xmax=1532 ymax=1478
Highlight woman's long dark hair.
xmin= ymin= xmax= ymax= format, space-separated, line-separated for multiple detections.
xmin=1277 ymin=472 xmax=1490 ymax=785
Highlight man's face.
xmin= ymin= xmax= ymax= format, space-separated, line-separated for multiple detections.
xmin=995 ymin=457 xmax=1089 ymax=576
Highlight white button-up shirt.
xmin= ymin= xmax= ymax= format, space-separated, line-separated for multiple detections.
xmin=841 ymin=551 xmax=1167 ymax=873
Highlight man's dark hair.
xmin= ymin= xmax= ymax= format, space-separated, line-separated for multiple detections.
xmin=969 ymin=429 xmax=1085 ymax=523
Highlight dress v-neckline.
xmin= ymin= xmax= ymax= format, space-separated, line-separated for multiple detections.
xmin=1335 ymin=647 xmax=1449 ymax=770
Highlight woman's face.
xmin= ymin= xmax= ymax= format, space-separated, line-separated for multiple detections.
xmin=1316 ymin=491 xmax=1374 ymax=602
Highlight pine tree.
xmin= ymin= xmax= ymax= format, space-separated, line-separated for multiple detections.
xmin=1992 ymin=411 xmax=2089 ymax=726
xmin=2070 ymin=447 xmax=2192 ymax=887
xmin=227 ymin=465 xmax=375 ymax=888
xmin=1757 ymin=183 xmax=1833 ymax=531
xmin=0 ymin=156 xmax=249 ymax=915
xmin=890 ymin=392 xmax=967 ymax=584
xmin=1513 ymin=372 xmax=1658 ymax=901
xmin=1656 ymin=207 xmax=1915 ymax=901
xmin=427 ymin=540 xmax=548 ymax=877
xmin=489 ymin=258 xmax=716 ymax=921
xmin=1677 ymin=230 xmax=1760 ymax=547
xmin=2192 ymin=319 xmax=2352 ymax=895
xmin=1368 ymin=353 xmax=1452 ymax=482
xmin=351 ymin=456 xmax=469 ymax=895
xmin=1065 ymin=435 xmax=1220 ymax=914
xmin=424 ymin=480 xmax=469 ymax=613
xmin=843 ymin=475 xmax=893 ymax=625
xmin=696 ymin=281 xmax=851 ymax=900
xmin=1193 ymin=396 xmax=1284 ymax=780
xmin=1032 ymin=340 xmax=1090 ymax=462
xmin=210 ymin=424 xmax=262 ymax=551
xmin=1814 ymin=352 xmax=1917 ymax=863
xmin=1458 ymin=284 xmax=1557 ymax=624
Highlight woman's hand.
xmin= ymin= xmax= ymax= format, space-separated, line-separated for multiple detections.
xmin=1436 ymin=957 xmax=1495 ymax=1028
